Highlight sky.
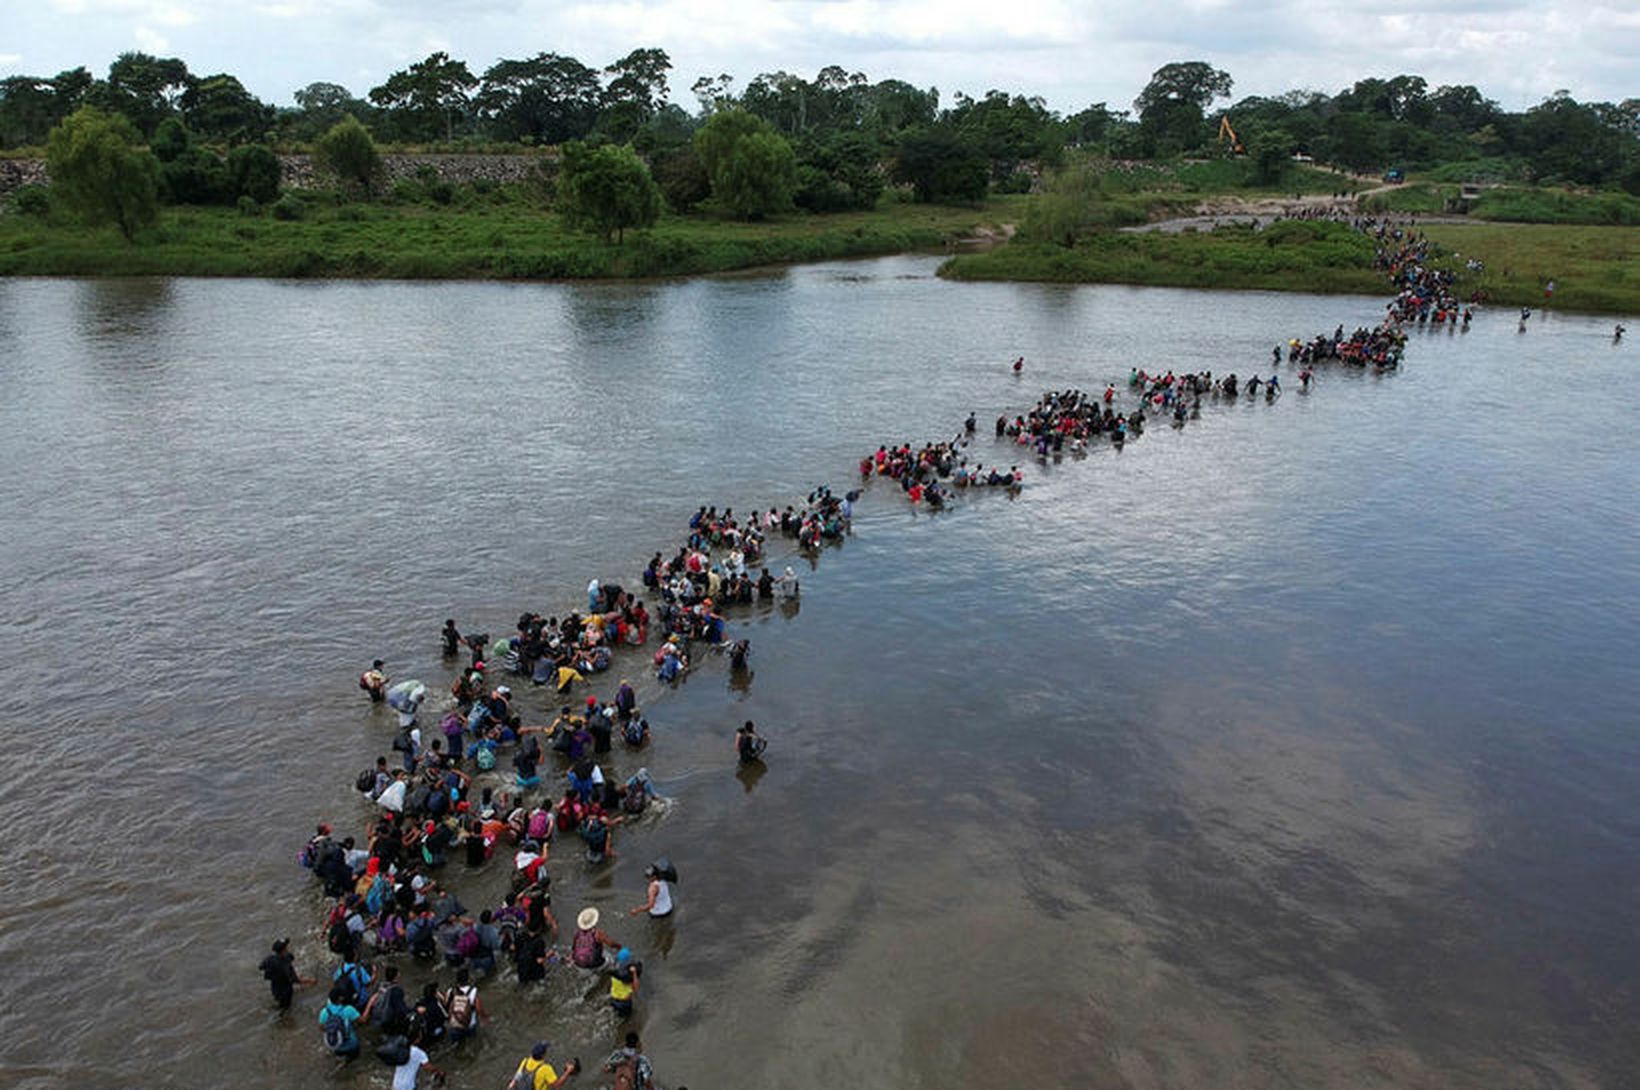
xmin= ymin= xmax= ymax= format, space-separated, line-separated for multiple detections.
xmin=2 ymin=0 xmax=1636 ymax=115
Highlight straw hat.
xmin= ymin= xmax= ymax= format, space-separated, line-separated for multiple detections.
xmin=577 ymin=907 xmax=599 ymax=930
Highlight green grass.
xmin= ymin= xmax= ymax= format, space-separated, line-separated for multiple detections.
xmin=1360 ymin=183 xmax=1452 ymax=215
xmin=1470 ymin=187 xmax=1640 ymax=225
xmin=0 ymin=194 xmax=1024 ymax=279
xmin=943 ymin=218 xmax=1639 ymax=315
xmin=942 ymin=220 xmax=1388 ymax=295
xmin=1417 ymin=222 xmax=1640 ymax=313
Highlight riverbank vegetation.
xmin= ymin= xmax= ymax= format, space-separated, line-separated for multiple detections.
xmin=1 ymin=47 xmax=1636 ymax=292
xmin=943 ymin=220 xmax=1389 ymax=295
xmin=0 ymin=190 xmax=1021 ymax=279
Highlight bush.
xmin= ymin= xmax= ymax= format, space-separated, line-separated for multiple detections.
xmin=227 ymin=144 xmax=282 ymax=204
xmin=10 ymin=184 xmax=51 ymax=216
xmin=236 ymin=194 xmax=260 ymax=216
xmin=314 ymin=117 xmax=381 ymax=194
xmin=996 ymin=169 xmax=1034 ymax=195
xmin=271 ymin=193 xmax=305 ymax=220
xmin=653 ymin=146 xmax=710 ymax=212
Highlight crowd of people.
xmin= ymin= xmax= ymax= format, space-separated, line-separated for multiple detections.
xmin=266 ymin=209 xmax=1495 ymax=1088
xmin=267 ymin=481 xmax=861 ymax=1088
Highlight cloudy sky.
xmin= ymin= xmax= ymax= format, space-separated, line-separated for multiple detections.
xmin=3 ymin=0 xmax=1635 ymax=114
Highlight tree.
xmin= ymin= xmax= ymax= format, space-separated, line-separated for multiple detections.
xmin=46 ymin=106 xmax=160 ymax=240
xmin=148 ymin=120 xmax=231 ymax=204
xmin=291 ymin=81 xmax=366 ymax=139
xmin=314 ymin=116 xmax=381 ymax=193
xmin=475 ymin=54 xmax=601 ymax=144
xmin=370 ymin=52 xmax=477 ymax=141
xmin=599 ymin=48 xmax=671 ymax=142
xmin=862 ymin=79 xmax=938 ymax=138
xmin=181 ymin=74 xmax=272 ymax=144
xmin=715 ymin=131 xmax=796 ymax=218
xmin=652 ymin=145 xmax=711 ymax=211
xmin=1246 ymin=127 xmax=1295 ymax=186
xmin=103 ymin=51 xmax=191 ymax=136
xmin=948 ymin=90 xmax=1065 ymax=179
xmin=1133 ymin=61 xmax=1232 ymax=156
xmin=691 ymin=74 xmax=735 ymax=116
xmin=892 ymin=126 xmax=987 ymax=203
xmin=228 ymin=143 xmax=282 ymax=203
xmin=555 ymin=141 xmax=662 ymax=243
xmin=693 ymin=110 xmax=796 ymax=219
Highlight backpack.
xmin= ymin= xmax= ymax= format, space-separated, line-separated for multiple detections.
xmin=473 ymin=744 xmax=497 ymax=771
xmin=622 ymin=780 xmax=648 ymax=814
xmin=526 ymin=809 xmax=552 ymax=841
xmin=334 ymin=964 xmax=368 ymax=1007
xmin=391 ymin=729 xmax=412 ymax=753
xmin=356 ymin=769 xmax=376 ymax=793
xmin=650 ymin=856 xmax=678 ymax=883
xmin=321 ymin=1006 xmax=351 ymax=1052
xmin=611 ymin=1053 xmax=641 ymax=1090
xmin=571 ymin=927 xmax=601 ymax=968
xmin=622 ymin=719 xmax=646 ymax=747
xmin=508 ymin=1063 xmax=538 ymax=1090
xmin=406 ymin=917 xmax=437 ymax=960
xmin=446 ymin=985 xmax=475 ymax=1029
xmin=375 ymin=1034 xmax=410 ymax=1068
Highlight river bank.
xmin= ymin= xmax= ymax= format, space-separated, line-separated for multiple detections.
xmin=941 ymin=219 xmax=1640 ymax=315
xmin=0 ymin=199 xmax=1020 ymax=280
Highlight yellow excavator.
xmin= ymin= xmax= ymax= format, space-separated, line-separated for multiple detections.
xmin=1218 ymin=116 xmax=1245 ymax=156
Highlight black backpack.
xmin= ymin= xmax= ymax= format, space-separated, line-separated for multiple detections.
xmin=356 ymin=769 xmax=376 ymax=793
xmin=375 ymin=1035 xmax=410 ymax=1067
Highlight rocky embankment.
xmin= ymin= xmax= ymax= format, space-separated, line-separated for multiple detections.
xmin=0 ymin=153 xmax=554 ymax=198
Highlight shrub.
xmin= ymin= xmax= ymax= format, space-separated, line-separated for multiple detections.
xmin=10 ymin=184 xmax=51 ymax=216
xmin=271 ymin=193 xmax=305 ymax=220
xmin=236 ymin=194 xmax=260 ymax=216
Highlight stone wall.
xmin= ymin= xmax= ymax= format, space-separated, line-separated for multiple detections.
xmin=0 ymin=153 xmax=556 ymax=198
xmin=276 ymin=153 xmax=554 ymax=190
xmin=0 ymin=158 xmax=49 ymax=196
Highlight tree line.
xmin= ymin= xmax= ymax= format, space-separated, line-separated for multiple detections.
xmin=7 ymin=49 xmax=1637 ymax=242
xmin=5 ymin=49 xmax=1636 ymax=188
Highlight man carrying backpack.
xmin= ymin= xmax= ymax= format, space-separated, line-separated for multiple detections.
xmin=317 ymin=984 xmax=362 ymax=1060
xmin=332 ymin=956 xmax=372 ymax=1011
xmin=258 ymin=937 xmax=313 ymax=1012
xmin=442 ymin=967 xmax=486 ymax=1045
xmin=509 ymin=1041 xmax=579 ymax=1089
xmin=603 ymin=1032 xmax=654 ymax=1090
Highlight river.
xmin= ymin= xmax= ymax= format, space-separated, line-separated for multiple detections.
xmin=0 ymin=259 xmax=1636 ymax=1090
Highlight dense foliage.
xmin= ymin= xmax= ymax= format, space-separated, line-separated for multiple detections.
xmin=3 ymin=49 xmax=1636 ymax=217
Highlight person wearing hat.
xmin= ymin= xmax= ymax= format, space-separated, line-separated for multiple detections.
xmin=510 ymin=1041 xmax=579 ymax=1089
xmin=569 ymin=907 xmax=615 ymax=969
xmin=257 ymin=938 xmax=313 ymax=1011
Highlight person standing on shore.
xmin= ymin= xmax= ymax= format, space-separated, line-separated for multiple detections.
xmin=258 ymin=938 xmax=313 ymax=1012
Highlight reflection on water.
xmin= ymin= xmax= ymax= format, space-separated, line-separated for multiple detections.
xmin=0 ymin=261 xmax=1635 ymax=1090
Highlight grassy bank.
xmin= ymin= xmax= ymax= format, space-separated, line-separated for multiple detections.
xmin=942 ymin=220 xmax=1389 ymax=295
xmin=0 ymin=196 xmax=1022 ymax=279
xmin=1417 ymin=223 xmax=1640 ymax=314
xmin=943 ymin=219 xmax=1639 ymax=315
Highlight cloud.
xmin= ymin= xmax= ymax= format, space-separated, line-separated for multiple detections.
xmin=132 ymin=25 xmax=170 ymax=53
xmin=5 ymin=0 xmax=1635 ymax=110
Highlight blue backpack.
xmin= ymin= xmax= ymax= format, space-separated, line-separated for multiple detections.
xmin=321 ymin=1005 xmax=353 ymax=1052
